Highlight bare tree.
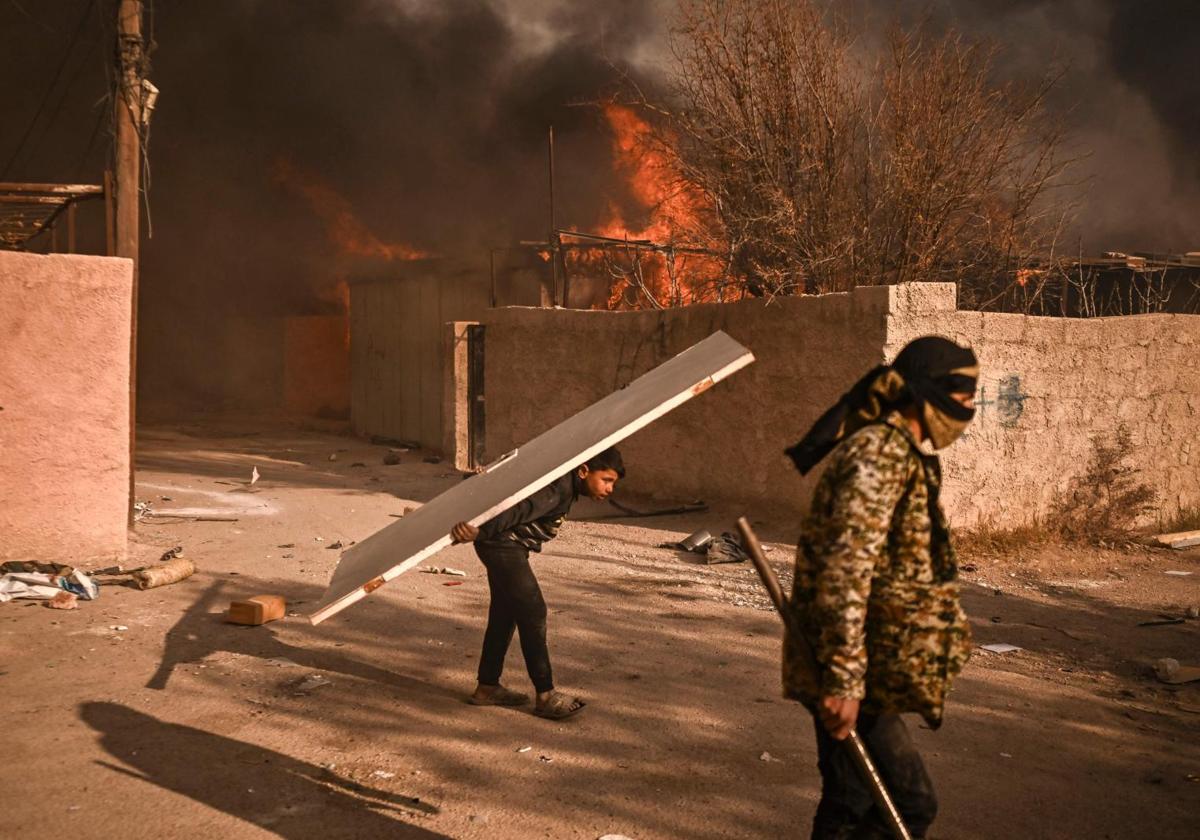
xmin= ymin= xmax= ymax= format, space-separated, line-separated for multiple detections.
xmin=642 ymin=0 xmax=1076 ymax=304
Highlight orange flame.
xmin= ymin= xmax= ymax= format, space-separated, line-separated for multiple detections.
xmin=567 ymin=103 xmax=728 ymax=310
xmin=272 ymin=158 xmax=430 ymax=262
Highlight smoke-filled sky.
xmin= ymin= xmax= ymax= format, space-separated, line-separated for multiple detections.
xmin=2 ymin=0 xmax=1196 ymax=314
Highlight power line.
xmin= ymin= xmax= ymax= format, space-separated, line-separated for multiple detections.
xmin=26 ymin=19 xmax=104 ymax=171
xmin=1 ymin=0 xmax=99 ymax=179
xmin=73 ymin=102 xmax=107 ymax=181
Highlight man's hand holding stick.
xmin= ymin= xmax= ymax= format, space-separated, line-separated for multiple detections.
xmin=735 ymin=517 xmax=913 ymax=840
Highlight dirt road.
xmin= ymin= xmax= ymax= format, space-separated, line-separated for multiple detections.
xmin=1 ymin=421 xmax=1196 ymax=839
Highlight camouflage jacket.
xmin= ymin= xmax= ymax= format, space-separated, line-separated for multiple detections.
xmin=782 ymin=413 xmax=971 ymax=728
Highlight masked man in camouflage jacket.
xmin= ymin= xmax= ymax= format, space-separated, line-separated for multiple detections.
xmin=782 ymin=336 xmax=979 ymax=840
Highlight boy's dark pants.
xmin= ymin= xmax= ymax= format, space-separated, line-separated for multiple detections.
xmin=474 ymin=542 xmax=554 ymax=693
xmin=810 ymin=712 xmax=938 ymax=839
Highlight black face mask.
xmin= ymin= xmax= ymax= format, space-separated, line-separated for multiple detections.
xmin=785 ymin=336 xmax=978 ymax=474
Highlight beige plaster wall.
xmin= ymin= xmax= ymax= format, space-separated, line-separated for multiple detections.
xmin=888 ymin=294 xmax=1200 ymax=528
xmin=478 ymin=281 xmax=1200 ymax=530
xmin=0 ymin=251 xmax=133 ymax=563
xmin=480 ymin=286 xmax=894 ymax=514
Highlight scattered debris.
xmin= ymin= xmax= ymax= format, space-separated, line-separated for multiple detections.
xmin=660 ymin=529 xmax=751 ymax=564
xmin=133 ymin=557 xmax=195 ymax=590
xmin=110 ymin=625 xmax=129 ymax=632
xmin=1000 ymin=752 xmax=1013 ymax=759
xmin=141 ymin=513 xmax=240 ymax=523
xmin=383 ymin=452 xmax=402 ymax=466
xmin=370 ymin=770 xmax=396 ymax=779
xmin=960 ymin=563 xmax=978 ymax=572
xmin=599 ymin=835 xmax=635 ymax=840
xmin=1188 ymin=606 xmax=1200 ymax=620
xmin=759 ymin=751 xmax=782 ymax=763
xmin=160 ymin=495 xmax=173 ymax=501
xmin=1154 ymin=658 xmax=1200 ymax=685
xmin=250 ymin=466 xmax=260 ymax=486
xmin=1 ymin=560 xmax=74 ymax=575
xmin=43 ymin=591 xmax=78 ymax=610
xmin=294 ymin=674 xmax=331 ymax=693
xmin=516 ymin=746 xmax=532 ymax=753
xmin=327 ymin=540 xmax=344 ymax=550
xmin=704 ymin=533 xmax=751 ymax=565
xmin=227 ymin=595 xmax=287 ymax=625
xmin=1153 ymin=529 xmax=1200 ymax=550
xmin=661 ymin=529 xmax=713 ymax=552
xmin=1138 ymin=616 xmax=1185 ymax=627
xmin=980 ymin=643 xmax=1023 ymax=654
xmin=328 ymin=453 xmax=338 ymax=462
xmin=421 ymin=567 xmax=467 ymax=577
xmin=278 ymin=543 xmax=295 ymax=549
xmin=1 ymin=568 xmax=99 ymax=604
xmin=1165 ymin=570 xmax=1194 ymax=577
xmin=160 ymin=546 xmax=184 ymax=562
xmin=538 ymin=755 xmax=553 ymax=763
xmin=444 ymin=581 xmax=464 ymax=587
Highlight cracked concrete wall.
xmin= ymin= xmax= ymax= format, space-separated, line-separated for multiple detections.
xmin=479 ymin=282 xmax=1200 ymax=530
xmin=0 ymin=251 xmax=132 ymax=563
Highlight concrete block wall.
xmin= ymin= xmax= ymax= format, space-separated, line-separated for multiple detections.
xmin=0 ymin=251 xmax=133 ymax=563
xmin=475 ymin=282 xmax=1200 ymax=529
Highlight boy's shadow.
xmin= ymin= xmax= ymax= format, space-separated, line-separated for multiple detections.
xmin=81 ymin=702 xmax=448 ymax=839
xmin=146 ymin=578 xmax=453 ymax=700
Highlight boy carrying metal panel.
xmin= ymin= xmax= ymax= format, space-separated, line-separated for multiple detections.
xmin=450 ymin=447 xmax=625 ymax=720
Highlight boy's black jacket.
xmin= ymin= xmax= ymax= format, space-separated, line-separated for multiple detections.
xmin=476 ymin=472 xmax=581 ymax=552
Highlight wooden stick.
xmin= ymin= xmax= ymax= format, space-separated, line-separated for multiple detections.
xmin=736 ymin=517 xmax=912 ymax=840
xmin=133 ymin=557 xmax=195 ymax=590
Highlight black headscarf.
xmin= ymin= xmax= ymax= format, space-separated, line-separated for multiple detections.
xmin=785 ymin=336 xmax=978 ymax=475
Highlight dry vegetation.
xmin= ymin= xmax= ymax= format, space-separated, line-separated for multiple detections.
xmin=959 ymin=426 xmax=1160 ymax=556
xmin=633 ymin=0 xmax=1076 ymax=307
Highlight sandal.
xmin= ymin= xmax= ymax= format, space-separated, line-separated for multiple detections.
xmin=467 ymin=685 xmax=530 ymax=707
xmin=533 ymin=692 xmax=586 ymax=720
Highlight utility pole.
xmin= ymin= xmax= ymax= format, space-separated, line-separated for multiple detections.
xmin=115 ymin=0 xmax=143 ymax=524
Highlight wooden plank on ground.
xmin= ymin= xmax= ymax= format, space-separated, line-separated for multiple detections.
xmin=1154 ymin=529 xmax=1200 ymax=550
xmin=309 ymin=330 xmax=754 ymax=624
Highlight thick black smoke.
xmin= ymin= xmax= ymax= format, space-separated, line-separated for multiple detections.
xmin=2 ymin=1 xmax=1196 ymax=407
xmin=3 ymin=1 xmax=668 ymax=406
xmin=884 ymin=0 xmax=1200 ymax=253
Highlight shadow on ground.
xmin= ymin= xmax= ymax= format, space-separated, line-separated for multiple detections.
xmin=114 ymin=552 xmax=1200 ymax=839
xmin=82 ymin=702 xmax=447 ymax=839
